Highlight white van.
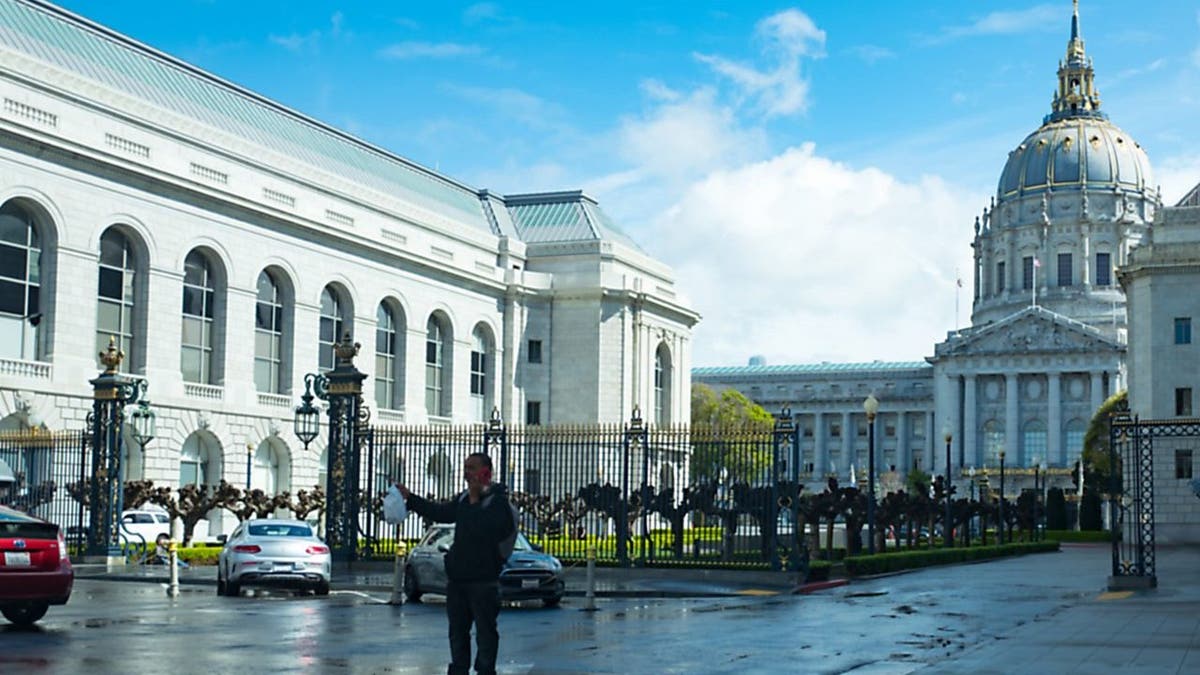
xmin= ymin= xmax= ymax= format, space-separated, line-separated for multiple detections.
xmin=120 ymin=508 xmax=172 ymax=545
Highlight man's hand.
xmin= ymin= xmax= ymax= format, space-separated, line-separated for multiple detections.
xmin=394 ymin=482 xmax=411 ymax=499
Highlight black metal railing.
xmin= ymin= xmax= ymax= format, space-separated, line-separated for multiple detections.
xmin=0 ymin=429 xmax=90 ymax=549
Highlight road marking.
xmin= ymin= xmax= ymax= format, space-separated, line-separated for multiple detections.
xmin=735 ymin=589 xmax=779 ymax=596
xmin=1097 ymin=591 xmax=1133 ymax=601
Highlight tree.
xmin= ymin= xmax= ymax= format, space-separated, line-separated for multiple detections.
xmin=1082 ymin=390 xmax=1128 ymax=493
xmin=1046 ymin=487 xmax=1067 ymax=530
xmin=689 ymin=384 xmax=774 ymax=484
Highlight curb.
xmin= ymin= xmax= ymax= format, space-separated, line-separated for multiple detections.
xmin=793 ymin=579 xmax=849 ymax=594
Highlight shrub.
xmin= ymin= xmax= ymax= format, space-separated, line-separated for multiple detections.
xmin=842 ymin=541 xmax=1059 ymax=576
xmin=1044 ymin=529 xmax=1113 ymax=543
xmin=1046 ymin=487 xmax=1067 ymax=530
xmin=1081 ymin=490 xmax=1103 ymax=530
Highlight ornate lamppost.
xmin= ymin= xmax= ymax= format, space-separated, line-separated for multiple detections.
xmin=942 ymin=426 xmax=953 ymax=549
xmin=293 ymin=331 xmax=368 ymax=563
xmin=87 ymin=337 xmax=155 ymax=562
xmin=863 ymin=394 xmax=879 ymax=555
xmin=967 ymin=466 xmax=976 ymax=546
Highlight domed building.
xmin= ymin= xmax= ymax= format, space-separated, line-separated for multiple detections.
xmin=697 ymin=2 xmax=1159 ymax=491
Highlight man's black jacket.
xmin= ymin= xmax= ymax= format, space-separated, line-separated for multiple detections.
xmin=406 ymin=483 xmax=515 ymax=583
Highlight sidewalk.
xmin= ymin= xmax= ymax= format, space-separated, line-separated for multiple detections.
xmin=924 ymin=544 xmax=1200 ymax=674
xmin=73 ymin=559 xmax=831 ymax=598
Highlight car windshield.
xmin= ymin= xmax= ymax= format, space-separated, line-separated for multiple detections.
xmin=513 ymin=532 xmax=534 ymax=552
xmin=247 ymin=524 xmax=311 ymax=538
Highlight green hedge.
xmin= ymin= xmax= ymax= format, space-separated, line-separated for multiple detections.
xmin=843 ymin=541 xmax=1059 ymax=576
xmin=1044 ymin=529 xmax=1114 ymax=543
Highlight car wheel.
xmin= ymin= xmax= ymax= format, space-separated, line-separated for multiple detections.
xmin=216 ymin=572 xmax=227 ymax=596
xmin=225 ymin=572 xmax=241 ymax=597
xmin=403 ymin=567 xmax=422 ymax=602
xmin=542 ymin=595 xmax=563 ymax=608
xmin=2 ymin=603 xmax=49 ymax=626
xmin=314 ymin=580 xmax=330 ymax=596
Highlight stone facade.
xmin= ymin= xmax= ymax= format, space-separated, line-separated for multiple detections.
xmin=1120 ymin=200 xmax=1200 ymax=542
xmin=0 ymin=0 xmax=698 ymax=537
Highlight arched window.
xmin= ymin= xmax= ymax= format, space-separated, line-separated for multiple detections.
xmin=1022 ymin=420 xmax=1047 ymax=467
xmin=181 ymin=250 xmax=217 ymax=384
xmin=251 ymin=439 xmax=290 ymax=495
xmin=96 ymin=229 xmax=139 ymax=372
xmin=654 ymin=343 xmax=672 ymax=425
xmin=470 ymin=325 xmax=493 ymax=422
xmin=179 ymin=433 xmax=219 ymax=488
xmin=255 ymin=270 xmax=287 ymax=394
xmin=425 ymin=315 xmax=451 ymax=417
xmin=0 ymin=202 xmax=43 ymax=360
xmin=375 ymin=302 xmax=405 ymax=410
xmin=319 ymin=286 xmax=346 ymax=371
xmin=982 ymin=420 xmax=1004 ymax=467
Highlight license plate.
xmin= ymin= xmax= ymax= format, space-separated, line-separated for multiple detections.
xmin=4 ymin=552 xmax=30 ymax=567
xmin=293 ymin=562 xmax=306 ymax=571
xmin=258 ymin=561 xmax=274 ymax=572
xmin=521 ymin=579 xmax=539 ymax=589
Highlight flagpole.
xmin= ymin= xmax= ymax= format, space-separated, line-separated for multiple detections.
xmin=955 ymin=267 xmax=960 ymax=331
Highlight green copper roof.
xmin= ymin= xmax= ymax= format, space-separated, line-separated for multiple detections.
xmin=0 ymin=0 xmax=489 ymax=231
xmin=506 ymin=192 xmax=645 ymax=250
xmin=693 ymin=361 xmax=932 ymax=377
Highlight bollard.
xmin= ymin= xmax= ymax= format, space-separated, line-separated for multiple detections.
xmin=167 ymin=540 xmax=179 ymax=598
xmin=390 ymin=542 xmax=407 ymax=605
xmin=582 ymin=544 xmax=597 ymax=612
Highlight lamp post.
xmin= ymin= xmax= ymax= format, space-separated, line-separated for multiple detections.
xmin=942 ymin=426 xmax=953 ymax=549
xmin=1037 ymin=460 xmax=1046 ymax=542
xmin=246 ymin=443 xmax=254 ymax=490
xmin=967 ymin=467 xmax=976 ymax=547
xmin=87 ymin=337 xmax=154 ymax=562
xmin=999 ymin=450 xmax=1007 ymax=544
xmin=863 ymin=394 xmax=879 ymax=555
xmin=293 ymin=331 xmax=368 ymax=563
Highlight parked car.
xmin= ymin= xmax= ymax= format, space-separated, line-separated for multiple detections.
xmin=404 ymin=524 xmax=565 ymax=607
xmin=0 ymin=505 xmax=73 ymax=626
xmin=216 ymin=519 xmax=331 ymax=596
xmin=120 ymin=508 xmax=172 ymax=545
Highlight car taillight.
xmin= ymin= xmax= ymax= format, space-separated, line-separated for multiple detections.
xmin=58 ymin=528 xmax=68 ymax=560
xmin=233 ymin=545 xmax=261 ymax=553
xmin=305 ymin=545 xmax=329 ymax=555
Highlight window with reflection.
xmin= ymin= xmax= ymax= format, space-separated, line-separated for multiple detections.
xmin=254 ymin=270 xmax=286 ymax=393
xmin=470 ymin=326 xmax=492 ymax=421
xmin=0 ymin=202 xmax=42 ymax=360
xmin=319 ymin=286 xmax=345 ymax=371
xmin=425 ymin=316 xmax=449 ymax=417
xmin=96 ymin=229 xmax=137 ymax=371
xmin=181 ymin=250 xmax=216 ymax=383
xmin=376 ymin=303 xmax=398 ymax=409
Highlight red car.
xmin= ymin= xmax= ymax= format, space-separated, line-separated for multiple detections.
xmin=0 ymin=505 xmax=73 ymax=626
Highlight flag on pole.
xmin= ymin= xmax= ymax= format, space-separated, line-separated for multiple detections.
xmin=1033 ymin=258 xmax=1041 ymax=268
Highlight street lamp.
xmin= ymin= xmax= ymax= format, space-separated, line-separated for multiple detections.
xmin=863 ymin=394 xmax=879 ymax=554
xmin=293 ymin=373 xmax=323 ymax=448
xmin=968 ymin=466 xmax=976 ymax=546
xmin=246 ymin=443 xmax=254 ymax=490
xmin=999 ymin=450 xmax=1007 ymax=544
xmin=942 ymin=426 xmax=953 ymax=549
xmin=1037 ymin=459 xmax=1046 ymax=542
xmin=128 ymin=400 xmax=156 ymax=449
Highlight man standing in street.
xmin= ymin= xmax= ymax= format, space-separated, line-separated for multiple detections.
xmin=395 ymin=452 xmax=515 ymax=675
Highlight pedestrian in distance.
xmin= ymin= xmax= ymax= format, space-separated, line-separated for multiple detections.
xmin=395 ymin=452 xmax=515 ymax=675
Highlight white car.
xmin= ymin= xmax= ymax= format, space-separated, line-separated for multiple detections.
xmin=119 ymin=509 xmax=172 ymax=545
xmin=216 ymin=519 xmax=331 ymax=596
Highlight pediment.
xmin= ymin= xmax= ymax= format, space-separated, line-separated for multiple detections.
xmin=934 ymin=307 xmax=1122 ymax=359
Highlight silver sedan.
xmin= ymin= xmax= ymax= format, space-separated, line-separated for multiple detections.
xmin=217 ymin=519 xmax=331 ymax=596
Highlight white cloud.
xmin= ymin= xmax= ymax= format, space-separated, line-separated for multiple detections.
xmin=269 ymin=31 xmax=320 ymax=53
xmin=464 ymin=3 xmax=501 ymax=24
xmin=440 ymin=84 xmax=566 ymax=131
xmin=1156 ymin=153 xmax=1200 ymax=204
xmin=932 ymin=5 xmax=1060 ymax=43
xmin=649 ymin=145 xmax=983 ymax=366
xmin=694 ymin=8 xmax=825 ymax=117
xmin=378 ymin=41 xmax=485 ymax=60
xmin=848 ymin=44 xmax=895 ymax=64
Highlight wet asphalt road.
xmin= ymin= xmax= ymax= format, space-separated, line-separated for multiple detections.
xmin=0 ymin=546 xmax=1111 ymax=674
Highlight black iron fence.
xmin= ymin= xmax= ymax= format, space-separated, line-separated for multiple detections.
xmin=0 ymin=429 xmax=89 ymax=545
xmin=355 ymin=414 xmax=806 ymax=570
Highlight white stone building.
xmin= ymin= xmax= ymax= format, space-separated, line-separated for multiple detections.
xmin=1120 ymin=194 xmax=1200 ymax=542
xmin=0 ymin=0 xmax=698 ymax=535
xmin=696 ymin=3 xmax=1158 ymax=494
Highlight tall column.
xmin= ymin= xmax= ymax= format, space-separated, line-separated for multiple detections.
xmin=813 ymin=412 xmax=827 ymax=476
xmin=964 ymin=375 xmax=978 ymax=470
xmin=1006 ymin=373 xmax=1020 ymax=465
xmin=1048 ymin=372 xmax=1063 ymax=466
xmin=1090 ymin=370 xmax=1104 ymax=415
xmin=841 ymin=410 xmax=853 ymax=478
xmin=896 ymin=411 xmax=909 ymax=473
xmin=924 ymin=411 xmax=935 ymax=472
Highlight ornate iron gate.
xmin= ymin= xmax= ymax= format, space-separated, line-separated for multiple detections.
xmin=1105 ymin=413 xmax=1198 ymax=589
xmin=0 ymin=428 xmax=90 ymax=550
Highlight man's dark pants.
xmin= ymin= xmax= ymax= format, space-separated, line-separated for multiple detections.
xmin=445 ymin=580 xmax=500 ymax=675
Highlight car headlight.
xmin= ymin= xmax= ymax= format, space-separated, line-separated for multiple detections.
xmin=550 ymin=558 xmax=562 ymax=572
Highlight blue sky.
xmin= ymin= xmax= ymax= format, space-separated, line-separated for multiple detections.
xmin=53 ymin=1 xmax=1200 ymax=366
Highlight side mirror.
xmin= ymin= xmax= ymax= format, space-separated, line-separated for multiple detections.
xmin=216 ymin=534 xmax=228 ymax=545
xmin=437 ymin=543 xmax=451 ymax=553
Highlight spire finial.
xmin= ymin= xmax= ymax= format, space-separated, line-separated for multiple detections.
xmin=1047 ymin=0 xmax=1103 ymax=122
